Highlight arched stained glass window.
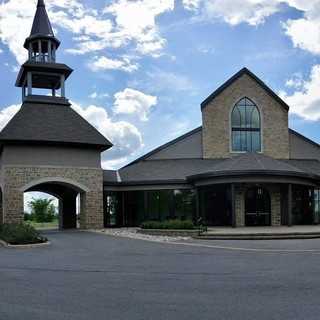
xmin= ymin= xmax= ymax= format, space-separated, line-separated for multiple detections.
xmin=231 ymin=98 xmax=261 ymax=152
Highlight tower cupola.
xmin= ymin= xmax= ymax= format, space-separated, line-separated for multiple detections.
xmin=16 ymin=0 xmax=73 ymax=103
xmin=24 ymin=0 xmax=60 ymax=63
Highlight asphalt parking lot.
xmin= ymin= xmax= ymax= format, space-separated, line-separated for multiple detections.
xmin=1 ymin=230 xmax=320 ymax=320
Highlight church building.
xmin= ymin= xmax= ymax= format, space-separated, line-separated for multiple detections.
xmin=1 ymin=0 xmax=320 ymax=229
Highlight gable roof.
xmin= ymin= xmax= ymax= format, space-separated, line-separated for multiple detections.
xmin=123 ymin=126 xmax=202 ymax=167
xmin=289 ymin=128 xmax=320 ymax=149
xmin=0 ymin=98 xmax=112 ymax=151
xmin=201 ymin=67 xmax=290 ymax=111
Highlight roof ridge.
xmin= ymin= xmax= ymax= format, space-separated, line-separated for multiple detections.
xmin=201 ymin=67 xmax=290 ymax=111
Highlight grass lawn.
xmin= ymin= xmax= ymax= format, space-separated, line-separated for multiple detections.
xmin=26 ymin=219 xmax=59 ymax=230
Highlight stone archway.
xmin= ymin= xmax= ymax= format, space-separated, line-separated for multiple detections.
xmin=2 ymin=167 xmax=104 ymax=229
xmin=24 ymin=181 xmax=83 ymax=229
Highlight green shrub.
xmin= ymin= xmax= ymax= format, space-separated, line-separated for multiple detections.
xmin=141 ymin=219 xmax=195 ymax=230
xmin=28 ymin=198 xmax=57 ymax=223
xmin=0 ymin=223 xmax=47 ymax=245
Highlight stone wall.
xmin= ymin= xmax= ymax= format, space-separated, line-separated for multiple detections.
xmin=202 ymin=73 xmax=289 ymax=159
xmin=2 ymin=166 xmax=104 ymax=229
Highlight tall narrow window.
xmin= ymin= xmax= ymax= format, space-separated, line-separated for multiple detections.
xmin=231 ymin=97 xmax=261 ymax=152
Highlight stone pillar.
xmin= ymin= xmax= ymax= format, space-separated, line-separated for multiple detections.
xmin=62 ymin=192 xmax=77 ymax=229
xmin=288 ymin=184 xmax=293 ymax=226
xmin=82 ymin=190 xmax=104 ymax=229
xmin=3 ymin=187 xmax=24 ymax=224
xmin=235 ymin=185 xmax=245 ymax=227
xmin=231 ymin=184 xmax=236 ymax=228
xmin=270 ymin=186 xmax=281 ymax=226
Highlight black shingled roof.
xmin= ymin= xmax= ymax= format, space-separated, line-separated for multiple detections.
xmin=0 ymin=100 xmax=112 ymax=151
xmin=104 ymin=154 xmax=320 ymax=185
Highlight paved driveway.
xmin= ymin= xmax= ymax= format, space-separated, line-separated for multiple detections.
xmin=1 ymin=231 xmax=320 ymax=320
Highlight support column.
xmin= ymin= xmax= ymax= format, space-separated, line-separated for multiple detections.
xmin=231 ymin=183 xmax=236 ymax=228
xmin=38 ymin=39 xmax=42 ymax=62
xmin=48 ymin=41 xmax=52 ymax=62
xmin=312 ymin=189 xmax=318 ymax=225
xmin=52 ymin=44 xmax=56 ymax=61
xmin=28 ymin=43 xmax=32 ymax=61
xmin=288 ymin=183 xmax=293 ymax=227
xmin=61 ymin=75 xmax=65 ymax=97
xmin=61 ymin=192 xmax=77 ymax=229
xmin=27 ymin=72 xmax=32 ymax=96
xmin=195 ymin=188 xmax=200 ymax=221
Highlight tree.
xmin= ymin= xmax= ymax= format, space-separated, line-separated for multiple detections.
xmin=28 ymin=198 xmax=57 ymax=223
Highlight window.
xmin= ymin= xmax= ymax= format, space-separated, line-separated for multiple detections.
xmin=174 ymin=189 xmax=196 ymax=220
xmin=231 ymin=97 xmax=261 ymax=152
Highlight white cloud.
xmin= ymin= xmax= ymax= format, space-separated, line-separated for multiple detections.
xmin=0 ymin=104 xmax=21 ymax=130
xmin=285 ymin=72 xmax=304 ymax=89
xmin=181 ymin=0 xmax=320 ymax=56
xmin=88 ymin=56 xmax=139 ymax=73
xmin=0 ymin=0 xmax=174 ymax=65
xmin=89 ymin=92 xmax=109 ymax=99
xmin=280 ymin=65 xmax=320 ymax=121
xmin=113 ymin=88 xmax=158 ymax=121
xmin=71 ymin=102 xmax=143 ymax=165
xmin=184 ymin=0 xmax=281 ymax=26
xmin=104 ymin=0 xmax=174 ymax=57
xmin=284 ymin=16 xmax=320 ymax=55
xmin=183 ymin=0 xmax=201 ymax=10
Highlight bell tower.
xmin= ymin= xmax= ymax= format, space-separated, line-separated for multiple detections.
xmin=16 ymin=0 xmax=72 ymax=102
xmin=0 ymin=0 xmax=112 ymax=229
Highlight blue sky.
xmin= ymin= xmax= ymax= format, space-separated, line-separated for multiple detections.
xmin=0 ymin=0 xmax=320 ymax=171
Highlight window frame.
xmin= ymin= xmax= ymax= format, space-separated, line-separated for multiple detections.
xmin=230 ymin=97 xmax=262 ymax=153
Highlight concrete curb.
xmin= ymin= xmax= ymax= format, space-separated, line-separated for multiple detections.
xmin=137 ymin=229 xmax=199 ymax=237
xmin=0 ymin=239 xmax=50 ymax=249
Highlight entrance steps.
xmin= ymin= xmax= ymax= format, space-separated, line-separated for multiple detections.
xmin=196 ymin=226 xmax=320 ymax=240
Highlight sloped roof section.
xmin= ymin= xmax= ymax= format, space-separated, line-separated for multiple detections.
xmin=201 ymin=68 xmax=290 ymax=111
xmin=187 ymin=153 xmax=319 ymax=181
xmin=31 ymin=0 xmax=54 ymax=37
xmin=118 ymin=159 xmax=224 ymax=184
xmin=103 ymin=154 xmax=320 ymax=185
xmin=0 ymin=100 xmax=112 ymax=151
xmin=124 ymin=126 xmax=202 ymax=166
xmin=24 ymin=0 xmax=60 ymax=49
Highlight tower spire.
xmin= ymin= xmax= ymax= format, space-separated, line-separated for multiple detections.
xmin=25 ymin=0 xmax=59 ymax=49
xmin=16 ymin=0 xmax=73 ymax=103
xmin=37 ymin=0 xmax=45 ymax=7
